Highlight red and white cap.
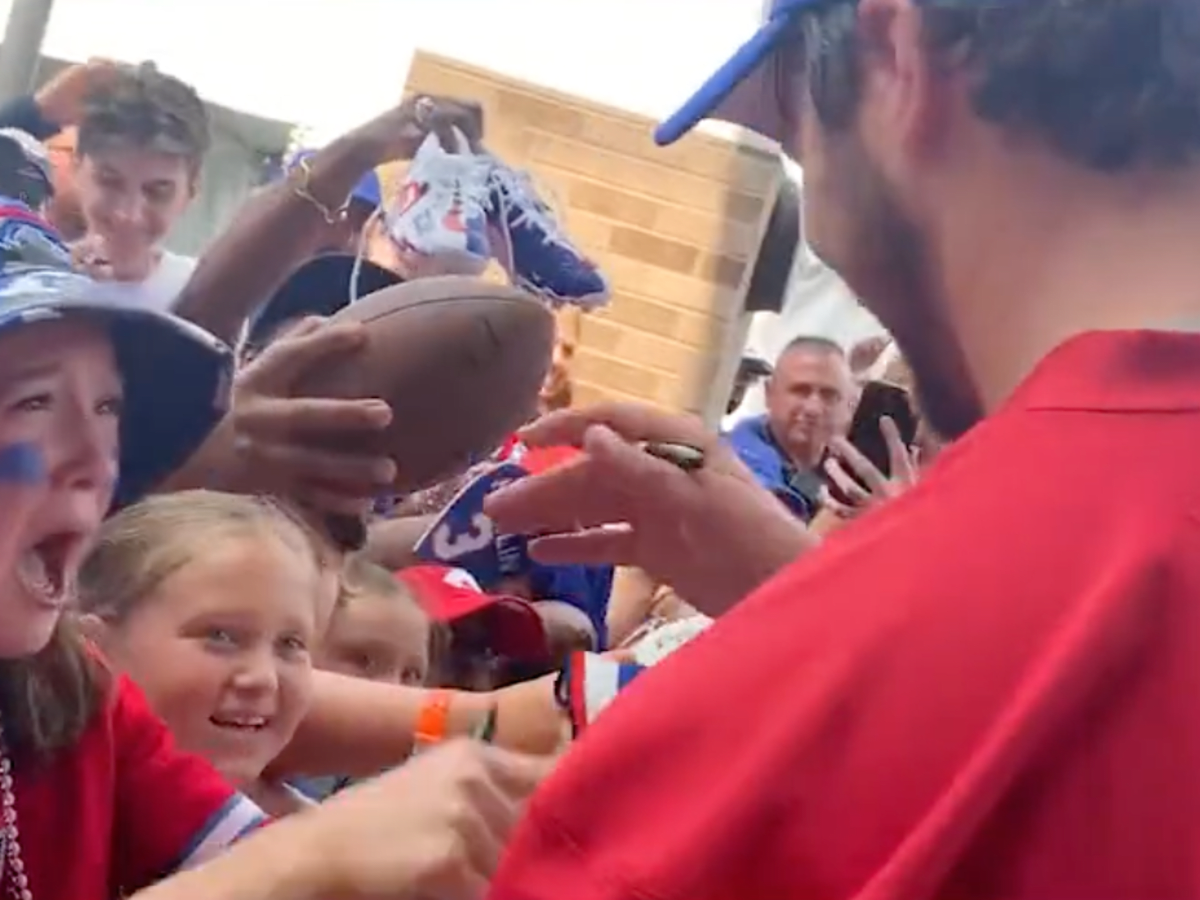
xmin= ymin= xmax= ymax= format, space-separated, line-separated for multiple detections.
xmin=398 ymin=564 xmax=549 ymax=660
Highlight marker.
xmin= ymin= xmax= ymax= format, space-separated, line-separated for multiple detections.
xmin=641 ymin=441 xmax=705 ymax=472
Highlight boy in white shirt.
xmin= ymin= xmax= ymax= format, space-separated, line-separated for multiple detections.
xmin=68 ymin=63 xmax=209 ymax=311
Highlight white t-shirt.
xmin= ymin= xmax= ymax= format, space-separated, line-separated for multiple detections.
xmin=92 ymin=249 xmax=197 ymax=312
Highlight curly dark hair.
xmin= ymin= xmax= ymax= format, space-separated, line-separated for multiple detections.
xmin=797 ymin=0 xmax=1200 ymax=171
xmin=76 ymin=62 xmax=211 ymax=170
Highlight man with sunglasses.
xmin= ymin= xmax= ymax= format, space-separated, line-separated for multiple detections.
xmin=484 ymin=1 xmax=1200 ymax=898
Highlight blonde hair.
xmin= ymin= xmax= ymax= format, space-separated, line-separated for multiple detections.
xmin=338 ymin=553 xmax=408 ymax=607
xmin=77 ymin=490 xmax=323 ymax=624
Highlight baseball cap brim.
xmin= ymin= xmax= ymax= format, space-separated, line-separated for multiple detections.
xmin=454 ymin=596 xmax=549 ymax=661
xmin=400 ymin=565 xmax=549 ymax=660
xmin=654 ymin=0 xmax=810 ymax=147
xmin=0 ymin=269 xmax=233 ymax=509
xmin=246 ymin=253 xmax=403 ymax=349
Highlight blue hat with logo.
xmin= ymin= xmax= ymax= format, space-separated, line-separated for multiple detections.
xmin=285 ymin=148 xmax=382 ymax=210
xmin=0 ymin=200 xmax=233 ymax=508
xmin=655 ymin=0 xmax=821 ymax=146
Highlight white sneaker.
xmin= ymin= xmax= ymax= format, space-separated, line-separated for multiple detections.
xmin=385 ymin=130 xmax=492 ymax=276
xmin=485 ymin=159 xmax=610 ymax=309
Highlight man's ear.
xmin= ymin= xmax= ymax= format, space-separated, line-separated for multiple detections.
xmin=763 ymin=372 xmax=778 ymax=403
xmin=75 ymin=612 xmax=110 ymax=648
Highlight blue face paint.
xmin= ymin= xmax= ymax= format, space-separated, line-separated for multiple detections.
xmin=0 ymin=442 xmax=45 ymax=485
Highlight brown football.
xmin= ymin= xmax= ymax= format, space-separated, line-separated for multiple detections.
xmin=295 ymin=276 xmax=554 ymax=494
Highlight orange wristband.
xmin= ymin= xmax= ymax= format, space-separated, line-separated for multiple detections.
xmin=414 ymin=689 xmax=453 ymax=751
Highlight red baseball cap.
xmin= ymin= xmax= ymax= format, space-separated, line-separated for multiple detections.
xmin=398 ymin=565 xmax=549 ymax=660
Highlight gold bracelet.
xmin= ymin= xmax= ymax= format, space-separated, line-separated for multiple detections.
xmin=289 ymin=156 xmax=350 ymax=225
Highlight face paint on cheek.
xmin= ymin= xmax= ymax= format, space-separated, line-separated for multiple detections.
xmin=0 ymin=442 xmax=46 ymax=486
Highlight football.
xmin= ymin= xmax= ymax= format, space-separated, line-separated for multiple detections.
xmin=296 ymin=275 xmax=555 ymax=494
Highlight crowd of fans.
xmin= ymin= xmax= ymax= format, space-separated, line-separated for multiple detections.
xmin=0 ymin=0 xmax=1197 ymax=897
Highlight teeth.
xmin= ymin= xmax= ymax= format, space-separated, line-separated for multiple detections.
xmin=17 ymin=550 xmax=57 ymax=599
xmin=212 ymin=716 xmax=268 ymax=729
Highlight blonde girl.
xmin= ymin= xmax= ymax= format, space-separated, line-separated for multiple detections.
xmin=77 ymin=490 xmax=337 ymax=815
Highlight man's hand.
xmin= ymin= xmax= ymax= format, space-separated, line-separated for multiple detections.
xmin=132 ymin=741 xmax=549 ymax=900
xmin=229 ymin=318 xmax=396 ymax=516
xmin=849 ymin=335 xmax=892 ymax=380
xmin=313 ymin=741 xmax=548 ymax=900
xmin=353 ymin=94 xmax=485 ymax=166
xmin=35 ymin=58 xmax=122 ymax=127
xmin=485 ymin=403 xmax=814 ymax=618
xmin=820 ymin=415 xmax=919 ymax=519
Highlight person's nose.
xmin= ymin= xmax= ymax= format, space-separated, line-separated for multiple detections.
xmin=107 ymin=192 xmax=144 ymax=229
xmin=53 ymin=400 xmax=118 ymax=497
xmin=229 ymin=646 xmax=281 ymax=696
xmin=797 ymin=392 xmax=826 ymax=419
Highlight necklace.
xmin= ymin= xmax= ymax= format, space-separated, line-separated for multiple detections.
xmin=0 ymin=723 xmax=31 ymax=900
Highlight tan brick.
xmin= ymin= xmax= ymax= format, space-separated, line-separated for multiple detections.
xmin=598 ymin=292 xmax=717 ymax=348
xmin=566 ymin=179 xmax=659 ymax=230
xmin=601 ymin=255 xmax=739 ymax=318
xmin=573 ymin=348 xmax=664 ymax=402
xmin=528 ymin=133 xmax=773 ymax=217
xmin=607 ymin=226 xmax=698 ymax=275
xmin=571 ymin=380 xmax=614 ymax=409
xmin=651 ymin=204 xmax=761 ymax=261
xmin=494 ymin=89 xmax=587 ymax=138
xmin=695 ymin=252 xmax=748 ymax=291
xmin=578 ymin=316 xmax=704 ymax=379
xmin=408 ymin=53 xmax=780 ymax=180
xmin=577 ymin=115 xmax=784 ymax=185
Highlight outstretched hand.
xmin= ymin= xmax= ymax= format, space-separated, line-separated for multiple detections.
xmin=485 ymin=403 xmax=814 ymax=618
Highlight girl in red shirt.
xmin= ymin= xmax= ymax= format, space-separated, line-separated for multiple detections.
xmin=0 ymin=208 xmax=264 ymax=899
xmin=76 ymin=490 xmax=338 ymax=818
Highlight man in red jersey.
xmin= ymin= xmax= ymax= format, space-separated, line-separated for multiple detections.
xmin=483 ymin=0 xmax=1200 ymax=898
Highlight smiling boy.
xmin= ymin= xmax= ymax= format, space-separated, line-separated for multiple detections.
xmin=71 ymin=63 xmax=210 ymax=310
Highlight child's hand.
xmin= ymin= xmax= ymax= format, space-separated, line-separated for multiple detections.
xmin=302 ymin=740 xmax=548 ymax=899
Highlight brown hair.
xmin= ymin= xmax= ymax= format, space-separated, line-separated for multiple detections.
xmin=0 ymin=620 xmax=105 ymax=762
xmin=798 ymin=0 xmax=1200 ymax=172
xmin=77 ymin=490 xmax=322 ymax=625
xmin=77 ymin=62 xmax=211 ymax=171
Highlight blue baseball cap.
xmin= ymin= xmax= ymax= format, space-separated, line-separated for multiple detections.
xmin=285 ymin=148 xmax=382 ymax=210
xmin=655 ymin=0 xmax=818 ymax=146
xmin=0 ymin=202 xmax=233 ymax=509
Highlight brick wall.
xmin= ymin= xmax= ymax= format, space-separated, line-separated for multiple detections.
xmin=396 ymin=51 xmax=785 ymax=420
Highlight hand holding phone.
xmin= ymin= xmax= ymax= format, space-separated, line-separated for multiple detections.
xmin=822 ymin=381 xmax=920 ymax=512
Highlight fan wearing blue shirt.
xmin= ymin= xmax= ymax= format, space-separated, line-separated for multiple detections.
xmin=724 ymin=335 xmax=854 ymax=521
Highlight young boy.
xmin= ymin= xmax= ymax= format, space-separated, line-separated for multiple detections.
xmin=70 ymin=63 xmax=210 ymax=310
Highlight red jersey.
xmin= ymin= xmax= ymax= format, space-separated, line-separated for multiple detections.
xmin=18 ymin=674 xmax=264 ymax=898
xmin=491 ymin=330 xmax=1200 ymax=900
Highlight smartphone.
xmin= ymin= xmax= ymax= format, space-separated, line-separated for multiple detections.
xmin=825 ymin=381 xmax=918 ymax=502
